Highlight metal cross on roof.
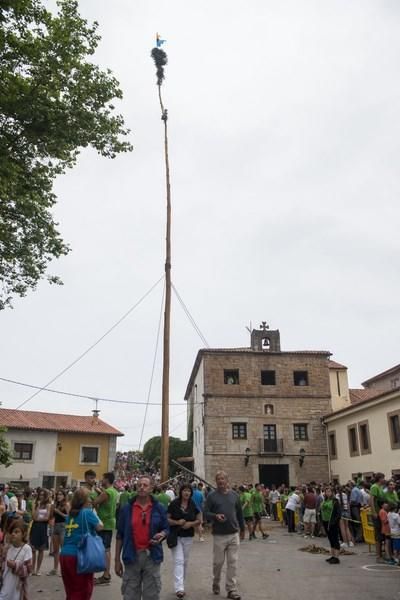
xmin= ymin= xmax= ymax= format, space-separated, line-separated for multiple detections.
xmin=260 ymin=321 xmax=269 ymax=331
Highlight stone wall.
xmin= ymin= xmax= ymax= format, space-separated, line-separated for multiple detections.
xmin=200 ymin=351 xmax=331 ymax=485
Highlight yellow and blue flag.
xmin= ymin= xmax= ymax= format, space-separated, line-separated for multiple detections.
xmin=156 ymin=33 xmax=166 ymax=47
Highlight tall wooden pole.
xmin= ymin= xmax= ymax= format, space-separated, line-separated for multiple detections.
xmin=158 ymin=84 xmax=171 ymax=482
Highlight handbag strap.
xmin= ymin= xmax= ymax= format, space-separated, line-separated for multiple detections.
xmin=81 ymin=509 xmax=89 ymax=535
xmin=13 ymin=544 xmax=25 ymax=561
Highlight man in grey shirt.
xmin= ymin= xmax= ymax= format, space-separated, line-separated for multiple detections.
xmin=204 ymin=471 xmax=245 ymax=600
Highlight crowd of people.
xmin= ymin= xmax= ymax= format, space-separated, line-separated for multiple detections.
xmin=113 ymin=451 xmax=161 ymax=489
xmin=0 ymin=470 xmax=397 ymax=599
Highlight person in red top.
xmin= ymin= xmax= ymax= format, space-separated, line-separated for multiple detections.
xmin=379 ymin=501 xmax=394 ymax=564
xmin=115 ymin=476 xmax=169 ymax=600
xmin=303 ymin=486 xmax=317 ymax=539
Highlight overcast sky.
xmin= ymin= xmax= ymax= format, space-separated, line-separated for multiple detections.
xmin=1 ymin=1 xmax=399 ymax=450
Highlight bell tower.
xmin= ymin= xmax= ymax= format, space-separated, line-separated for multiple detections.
xmin=251 ymin=322 xmax=281 ymax=352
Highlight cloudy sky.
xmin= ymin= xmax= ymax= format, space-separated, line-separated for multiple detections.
xmin=1 ymin=1 xmax=399 ymax=450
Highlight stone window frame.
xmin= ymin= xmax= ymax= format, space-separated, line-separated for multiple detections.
xmin=293 ymin=371 xmax=309 ymax=386
xmin=387 ymin=409 xmax=400 ymax=450
xmin=224 ymin=369 xmax=239 ymax=385
xmin=79 ymin=445 xmax=101 ymax=465
xmin=328 ymin=431 xmax=337 ymax=460
xmin=232 ymin=423 xmax=247 ymax=440
xmin=293 ymin=423 xmax=309 ymax=441
xmin=11 ymin=440 xmax=35 ymax=463
xmin=261 ymin=370 xmax=276 ymax=386
xmin=347 ymin=424 xmax=359 ymax=457
xmin=358 ymin=420 xmax=372 ymax=455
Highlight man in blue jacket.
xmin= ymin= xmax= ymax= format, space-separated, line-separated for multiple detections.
xmin=115 ymin=475 xmax=169 ymax=600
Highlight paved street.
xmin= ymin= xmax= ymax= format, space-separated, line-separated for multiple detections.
xmin=31 ymin=522 xmax=399 ymax=600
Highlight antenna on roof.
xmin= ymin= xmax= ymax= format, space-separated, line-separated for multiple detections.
xmin=92 ymin=398 xmax=100 ymax=418
xmin=245 ymin=321 xmax=252 ymax=344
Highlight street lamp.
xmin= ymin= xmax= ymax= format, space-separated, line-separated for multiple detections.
xmin=244 ymin=447 xmax=251 ymax=467
xmin=299 ymin=448 xmax=306 ymax=467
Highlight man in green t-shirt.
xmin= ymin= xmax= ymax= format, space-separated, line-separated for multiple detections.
xmin=83 ymin=469 xmax=98 ymax=503
xmin=385 ymin=480 xmax=399 ymax=507
xmin=369 ymin=472 xmax=386 ymax=562
xmin=93 ymin=472 xmax=119 ymax=584
xmin=251 ymin=483 xmax=269 ymax=539
xmin=239 ymin=485 xmax=254 ymax=540
xmin=153 ymin=484 xmax=171 ymax=508
xmin=119 ymin=485 xmax=133 ymax=509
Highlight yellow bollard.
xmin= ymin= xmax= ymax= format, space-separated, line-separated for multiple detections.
xmin=360 ymin=507 xmax=375 ymax=551
xmin=277 ymin=501 xmax=283 ymax=522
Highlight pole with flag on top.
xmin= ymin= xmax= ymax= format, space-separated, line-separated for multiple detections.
xmin=151 ymin=35 xmax=171 ymax=482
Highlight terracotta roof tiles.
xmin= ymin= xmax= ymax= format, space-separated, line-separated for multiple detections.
xmin=328 ymin=360 xmax=347 ymax=370
xmin=349 ymin=388 xmax=381 ymax=405
xmin=0 ymin=408 xmax=123 ymax=436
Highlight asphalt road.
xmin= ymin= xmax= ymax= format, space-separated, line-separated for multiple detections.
xmin=31 ymin=522 xmax=399 ymax=599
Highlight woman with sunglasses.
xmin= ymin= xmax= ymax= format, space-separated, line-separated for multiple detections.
xmin=167 ymin=483 xmax=201 ymax=599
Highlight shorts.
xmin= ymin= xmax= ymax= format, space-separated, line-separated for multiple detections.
xmin=372 ymin=516 xmax=383 ymax=543
xmin=303 ymin=509 xmax=316 ymax=524
xmin=254 ymin=512 xmax=261 ymax=523
xmin=244 ymin=516 xmax=254 ymax=523
xmin=392 ymin=538 xmax=400 ymax=551
xmin=53 ymin=523 xmax=66 ymax=541
xmin=99 ymin=529 xmax=113 ymax=550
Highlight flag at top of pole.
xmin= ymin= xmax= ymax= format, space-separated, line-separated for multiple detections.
xmin=156 ymin=33 xmax=166 ymax=47
xmin=151 ymin=37 xmax=168 ymax=87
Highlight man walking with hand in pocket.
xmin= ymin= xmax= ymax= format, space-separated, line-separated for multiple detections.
xmin=115 ymin=475 xmax=169 ymax=600
xmin=205 ymin=471 xmax=245 ymax=600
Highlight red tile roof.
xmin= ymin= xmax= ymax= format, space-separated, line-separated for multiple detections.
xmin=324 ymin=386 xmax=399 ymax=420
xmin=349 ymin=388 xmax=381 ymax=405
xmin=0 ymin=409 xmax=123 ymax=436
xmin=328 ymin=360 xmax=347 ymax=370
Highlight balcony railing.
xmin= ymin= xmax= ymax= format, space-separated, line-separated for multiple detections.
xmin=258 ymin=438 xmax=284 ymax=455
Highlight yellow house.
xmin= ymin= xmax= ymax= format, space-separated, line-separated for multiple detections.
xmin=0 ymin=408 xmax=123 ymax=488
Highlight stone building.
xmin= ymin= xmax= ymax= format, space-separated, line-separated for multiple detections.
xmin=185 ymin=325 xmax=344 ymax=487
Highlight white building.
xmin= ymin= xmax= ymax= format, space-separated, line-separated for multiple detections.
xmin=323 ymin=364 xmax=400 ymax=483
xmin=2 ymin=429 xmax=58 ymax=489
xmin=0 ymin=408 xmax=122 ymax=488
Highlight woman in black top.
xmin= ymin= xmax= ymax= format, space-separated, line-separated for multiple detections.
xmin=167 ymin=483 xmax=201 ymax=599
xmin=48 ymin=490 xmax=69 ymax=576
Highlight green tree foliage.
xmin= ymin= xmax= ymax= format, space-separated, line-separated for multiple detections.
xmin=0 ymin=428 xmax=13 ymax=467
xmin=143 ymin=436 xmax=192 ymax=474
xmin=0 ymin=0 xmax=132 ymax=309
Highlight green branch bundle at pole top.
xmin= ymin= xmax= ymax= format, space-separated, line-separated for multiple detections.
xmin=151 ymin=41 xmax=171 ymax=481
